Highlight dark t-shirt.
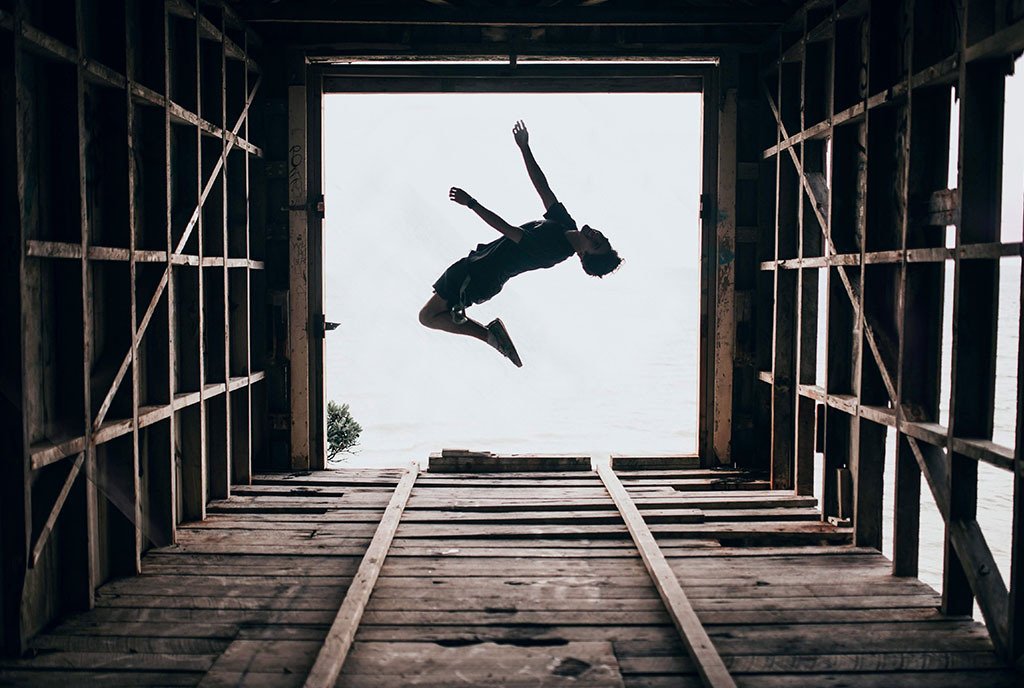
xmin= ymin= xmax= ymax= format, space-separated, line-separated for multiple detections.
xmin=433 ymin=202 xmax=577 ymax=309
xmin=466 ymin=201 xmax=577 ymax=283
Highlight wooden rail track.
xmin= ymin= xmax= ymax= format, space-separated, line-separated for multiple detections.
xmin=0 ymin=458 xmax=1017 ymax=687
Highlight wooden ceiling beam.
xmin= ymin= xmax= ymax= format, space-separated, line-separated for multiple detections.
xmin=241 ymin=7 xmax=789 ymax=28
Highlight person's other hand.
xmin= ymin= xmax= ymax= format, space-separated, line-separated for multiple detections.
xmin=512 ymin=120 xmax=529 ymax=148
xmin=449 ymin=187 xmax=474 ymax=206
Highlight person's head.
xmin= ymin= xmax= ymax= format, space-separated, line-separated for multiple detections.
xmin=578 ymin=225 xmax=622 ymax=278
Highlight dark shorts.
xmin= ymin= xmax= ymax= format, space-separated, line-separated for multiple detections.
xmin=432 ymin=256 xmax=504 ymax=311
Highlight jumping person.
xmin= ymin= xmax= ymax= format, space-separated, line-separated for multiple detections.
xmin=418 ymin=121 xmax=622 ymax=367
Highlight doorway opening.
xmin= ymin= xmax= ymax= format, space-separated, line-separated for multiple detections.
xmin=321 ymin=91 xmax=703 ymax=468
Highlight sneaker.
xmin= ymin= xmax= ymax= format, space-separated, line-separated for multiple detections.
xmin=486 ymin=318 xmax=523 ymax=367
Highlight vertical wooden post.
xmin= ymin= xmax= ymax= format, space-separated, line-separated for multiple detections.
xmin=124 ymin=0 xmax=144 ymax=571
xmin=771 ymin=56 xmax=798 ymax=490
xmin=1011 ymin=244 xmax=1024 ymax=661
xmin=177 ymin=7 xmax=206 ymax=523
xmin=306 ymin=66 xmax=325 ymax=471
xmin=74 ymin=0 xmax=101 ymax=602
xmin=894 ymin=2 xmax=949 ymax=579
xmin=713 ymin=59 xmax=737 ymax=468
xmin=221 ymin=12 xmax=233 ymax=499
xmin=9 ymin=6 xmax=33 ymax=653
xmin=0 ymin=15 xmax=22 ymax=651
xmin=698 ymin=67 xmax=720 ymax=466
xmin=945 ymin=53 xmax=1004 ymax=616
xmin=1012 ymin=249 xmax=1024 ymax=661
xmin=795 ymin=12 xmax=825 ymax=497
xmin=288 ymin=53 xmax=310 ymax=471
xmin=163 ymin=0 xmax=179 ymax=536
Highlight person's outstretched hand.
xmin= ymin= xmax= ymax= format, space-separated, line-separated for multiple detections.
xmin=513 ymin=120 xmax=529 ymax=149
xmin=449 ymin=187 xmax=475 ymax=207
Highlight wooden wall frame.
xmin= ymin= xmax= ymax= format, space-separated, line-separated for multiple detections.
xmin=280 ymin=59 xmax=735 ymax=469
xmin=756 ymin=0 xmax=1024 ymax=663
xmin=0 ymin=0 xmax=266 ymax=654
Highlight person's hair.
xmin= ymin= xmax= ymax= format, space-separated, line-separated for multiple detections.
xmin=580 ymin=248 xmax=622 ymax=278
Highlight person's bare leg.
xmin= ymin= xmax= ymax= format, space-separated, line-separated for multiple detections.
xmin=418 ymin=293 xmax=488 ymax=342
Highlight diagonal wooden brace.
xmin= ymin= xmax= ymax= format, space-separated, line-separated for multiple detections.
xmin=93 ymin=77 xmax=261 ymax=432
xmin=764 ymin=65 xmax=1010 ymax=662
xmin=762 ymin=82 xmax=899 ymax=401
xmin=29 ymin=452 xmax=85 ymax=568
xmin=906 ymin=438 xmax=1010 ymax=654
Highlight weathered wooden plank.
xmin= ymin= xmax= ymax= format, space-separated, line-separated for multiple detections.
xmin=611 ymin=456 xmax=701 ymax=470
xmin=597 ymin=462 xmax=736 ymax=687
xmin=0 ymin=650 xmax=216 ymax=672
xmin=328 ymin=623 xmax=998 ymax=655
xmin=0 ymin=670 xmax=199 ymax=686
xmin=339 ymin=641 xmax=625 ymax=687
xmin=724 ymin=672 xmax=1019 ymax=688
xmin=29 ymin=452 xmax=85 ymax=567
xmin=618 ymin=650 xmax=1007 ymax=674
xmin=428 ymin=453 xmax=592 ymax=473
xmin=286 ymin=60 xmax=309 ymax=473
xmin=304 ymin=462 xmax=418 ymax=687
xmin=28 ymin=634 xmax=229 ymax=655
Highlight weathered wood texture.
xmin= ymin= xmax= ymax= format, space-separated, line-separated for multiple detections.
xmin=1 ymin=0 xmax=265 ymax=654
xmin=757 ymin=0 xmax=1024 ymax=663
xmin=305 ymin=463 xmax=417 ymax=687
xmin=598 ymin=461 xmax=736 ymax=687
xmin=1 ymin=465 xmax=1014 ymax=686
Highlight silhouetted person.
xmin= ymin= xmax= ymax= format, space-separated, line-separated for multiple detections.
xmin=419 ymin=121 xmax=622 ymax=367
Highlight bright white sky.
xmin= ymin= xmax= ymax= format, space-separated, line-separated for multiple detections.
xmin=322 ymin=93 xmax=702 ymax=467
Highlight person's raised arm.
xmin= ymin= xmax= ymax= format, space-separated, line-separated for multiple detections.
xmin=513 ymin=120 xmax=558 ymax=212
xmin=449 ymin=187 xmax=524 ymax=243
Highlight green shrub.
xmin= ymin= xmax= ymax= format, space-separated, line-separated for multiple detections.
xmin=327 ymin=401 xmax=362 ymax=460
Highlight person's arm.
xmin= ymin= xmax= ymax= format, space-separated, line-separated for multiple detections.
xmin=513 ymin=120 xmax=558 ymax=211
xmin=449 ymin=187 xmax=524 ymax=243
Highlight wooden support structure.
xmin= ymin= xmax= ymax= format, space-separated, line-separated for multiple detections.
xmin=305 ymin=461 xmax=418 ymax=687
xmin=4 ymin=0 xmax=1024 ymax=678
xmin=0 ymin=0 xmax=266 ymax=654
xmin=757 ymin=0 xmax=1024 ymax=664
xmin=4 ymin=463 xmax=1020 ymax=686
xmin=598 ymin=461 xmax=736 ymax=688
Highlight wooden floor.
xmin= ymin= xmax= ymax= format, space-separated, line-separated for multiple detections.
xmin=1 ymin=458 xmax=1018 ymax=687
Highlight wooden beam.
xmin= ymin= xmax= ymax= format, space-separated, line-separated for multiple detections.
xmin=242 ymin=7 xmax=789 ymax=27
xmin=945 ymin=53 xmax=1005 ymax=620
xmin=597 ymin=461 xmax=735 ymax=688
xmin=304 ymin=462 xmax=419 ymax=687
xmin=712 ymin=84 xmax=737 ymax=467
xmin=907 ymin=438 xmax=1010 ymax=656
xmin=762 ymin=81 xmax=900 ymax=405
xmin=1012 ymin=255 xmax=1024 ymax=662
xmin=288 ymin=72 xmax=311 ymax=471
xmin=323 ymin=75 xmax=704 ymax=94
xmin=90 ymin=77 xmax=261 ymax=432
xmin=29 ymin=453 xmax=84 ymax=568
xmin=307 ymin=67 xmax=325 ymax=471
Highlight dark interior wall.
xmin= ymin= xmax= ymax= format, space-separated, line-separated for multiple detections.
xmin=0 ymin=0 xmax=267 ymax=654
xmin=251 ymin=43 xmax=292 ymax=471
xmin=0 ymin=20 xmax=21 ymax=657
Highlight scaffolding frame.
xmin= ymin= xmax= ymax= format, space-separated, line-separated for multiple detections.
xmin=756 ymin=0 xmax=1024 ymax=662
xmin=0 ymin=0 xmax=266 ymax=652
